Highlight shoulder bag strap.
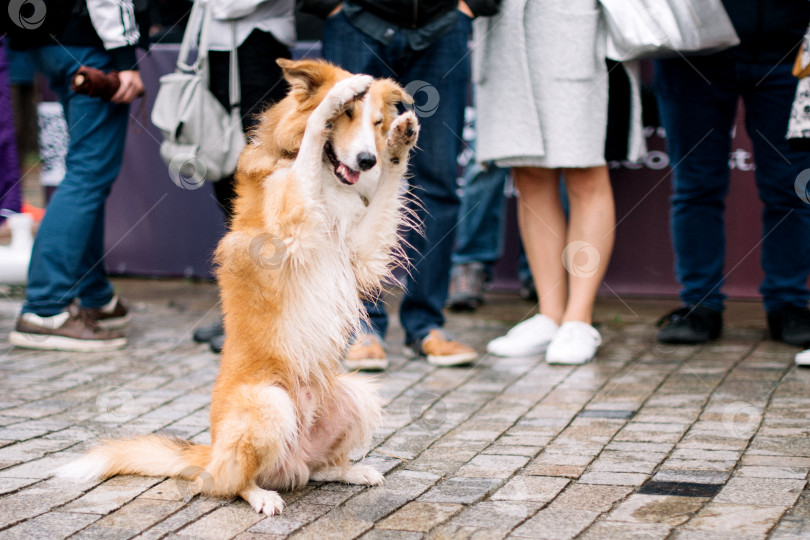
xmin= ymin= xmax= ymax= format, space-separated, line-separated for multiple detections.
xmin=177 ymin=0 xmax=212 ymax=74
xmin=229 ymin=21 xmax=241 ymax=112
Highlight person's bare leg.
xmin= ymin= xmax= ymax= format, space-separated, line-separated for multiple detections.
xmin=513 ymin=166 xmax=567 ymax=324
xmin=560 ymin=165 xmax=615 ymax=324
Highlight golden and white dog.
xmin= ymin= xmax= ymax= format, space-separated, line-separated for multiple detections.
xmin=54 ymin=59 xmax=419 ymax=516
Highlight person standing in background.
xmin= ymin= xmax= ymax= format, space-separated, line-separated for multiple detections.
xmin=655 ymin=0 xmax=810 ymax=347
xmin=192 ymin=0 xmax=295 ymax=353
xmin=446 ymin=156 xmax=509 ymax=312
xmin=476 ymin=0 xmax=644 ymax=364
xmin=5 ymin=0 xmax=144 ymax=352
xmin=301 ymin=0 xmax=502 ymax=370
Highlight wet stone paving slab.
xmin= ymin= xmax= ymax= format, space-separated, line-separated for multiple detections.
xmin=0 ymin=279 xmax=808 ymax=539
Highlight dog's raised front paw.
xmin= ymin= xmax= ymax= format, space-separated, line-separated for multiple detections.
xmin=342 ymin=464 xmax=385 ymax=486
xmin=386 ymin=112 xmax=420 ymax=163
xmin=326 ymin=75 xmax=374 ymax=113
xmin=244 ymin=487 xmax=285 ymax=516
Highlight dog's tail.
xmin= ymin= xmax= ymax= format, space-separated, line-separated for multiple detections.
xmin=53 ymin=435 xmax=210 ymax=484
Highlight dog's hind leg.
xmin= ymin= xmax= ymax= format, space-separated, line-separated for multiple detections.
xmin=308 ymin=372 xmax=384 ymax=486
xmin=240 ymin=482 xmax=286 ymax=516
xmin=310 ymin=463 xmax=383 ymax=485
xmin=204 ymin=385 xmax=300 ymax=515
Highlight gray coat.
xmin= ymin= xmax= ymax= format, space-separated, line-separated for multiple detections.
xmin=473 ymin=0 xmax=645 ymax=167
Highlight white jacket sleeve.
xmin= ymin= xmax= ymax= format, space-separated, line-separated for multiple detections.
xmin=212 ymin=0 xmax=268 ymax=20
xmin=85 ymin=0 xmax=140 ymax=50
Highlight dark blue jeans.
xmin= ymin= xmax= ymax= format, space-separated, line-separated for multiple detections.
xmin=322 ymin=11 xmax=471 ymax=345
xmin=655 ymin=57 xmax=810 ymax=313
xmin=453 ymin=158 xmax=508 ymax=274
xmin=22 ymin=46 xmax=130 ymax=316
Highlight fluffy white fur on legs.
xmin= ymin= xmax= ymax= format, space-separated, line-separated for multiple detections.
xmin=335 ymin=372 xmax=383 ymax=454
xmin=310 ymin=464 xmax=383 ymax=485
xmin=350 ymin=111 xmax=420 ymax=285
xmin=240 ymin=483 xmax=286 ymax=515
xmin=204 ymin=385 xmax=300 ymax=498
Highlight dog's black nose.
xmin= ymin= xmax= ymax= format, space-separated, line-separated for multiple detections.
xmin=356 ymin=152 xmax=377 ymax=171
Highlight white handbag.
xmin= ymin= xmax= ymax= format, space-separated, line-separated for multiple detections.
xmin=151 ymin=0 xmax=245 ymax=185
xmin=600 ymin=0 xmax=740 ymax=62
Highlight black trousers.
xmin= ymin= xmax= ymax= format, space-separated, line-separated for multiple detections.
xmin=209 ymin=29 xmax=291 ymax=221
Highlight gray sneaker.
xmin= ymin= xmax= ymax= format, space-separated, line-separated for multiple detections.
xmin=446 ymin=262 xmax=488 ymax=312
xmin=9 ymin=304 xmax=127 ymax=352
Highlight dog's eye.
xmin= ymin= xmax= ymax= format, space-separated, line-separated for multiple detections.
xmin=345 ymin=107 xmax=354 ymax=119
xmin=374 ymin=118 xmax=383 ymax=126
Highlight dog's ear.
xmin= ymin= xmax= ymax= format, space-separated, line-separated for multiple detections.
xmin=277 ymin=58 xmax=331 ymax=95
xmin=377 ymin=79 xmax=414 ymax=108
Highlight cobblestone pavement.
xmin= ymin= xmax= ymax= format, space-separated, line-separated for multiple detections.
xmin=0 ymin=279 xmax=809 ymax=539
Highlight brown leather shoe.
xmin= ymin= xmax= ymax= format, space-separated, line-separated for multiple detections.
xmin=81 ymin=295 xmax=130 ymax=330
xmin=418 ymin=329 xmax=477 ymax=367
xmin=9 ymin=304 xmax=127 ymax=352
xmin=344 ymin=333 xmax=388 ymax=371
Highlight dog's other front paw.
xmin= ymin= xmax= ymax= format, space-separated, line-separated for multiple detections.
xmin=243 ymin=487 xmax=286 ymax=516
xmin=386 ymin=112 xmax=420 ymax=163
xmin=342 ymin=464 xmax=385 ymax=486
xmin=327 ymin=75 xmax=374 ymax=113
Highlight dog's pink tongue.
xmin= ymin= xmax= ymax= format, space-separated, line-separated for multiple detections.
xmin=339 ymin=163 xmax=360 ymax=184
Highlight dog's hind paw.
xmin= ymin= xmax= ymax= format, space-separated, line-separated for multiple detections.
xmin=386 ymin=112 xmax=419 ymax=162
xmin=243 ymin=487 xmax=285 ymax=516
xmin=311 ymin=464 xmax=385 ymax=486
xmin=342 ymin=464 xmax=385 ymax=486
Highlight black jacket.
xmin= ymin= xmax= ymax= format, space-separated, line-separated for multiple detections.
xmin=300 ymin=0 xmax=501 ymax=27
xmin=722 ymin=0 xmax=810 ymax=63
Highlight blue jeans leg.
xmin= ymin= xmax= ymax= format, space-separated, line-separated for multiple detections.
xmin=22 ymin=46 xmax=129 ymax=316
xmin=75 ymin=204 xmax=114 ymax=309
xmin=743 ymin=63 xmax=810 ymax=311
xmin=396 ymin=15 xmax=471 ymax=345
xmin=452 ymin=160 xmax=508 ymax=275
xmin=655 ymin=58 xmax=738 ymax=312
xmin=321 ymin=12 xmax=395 ymax=77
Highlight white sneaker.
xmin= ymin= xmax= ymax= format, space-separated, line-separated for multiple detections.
xmin=545 ymin=321 xmax=602 ymax=365
xmin=796 ymin=349 xmax=810 ymax=366
xmin=486 ymin=314 xmax=559 ymax=357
